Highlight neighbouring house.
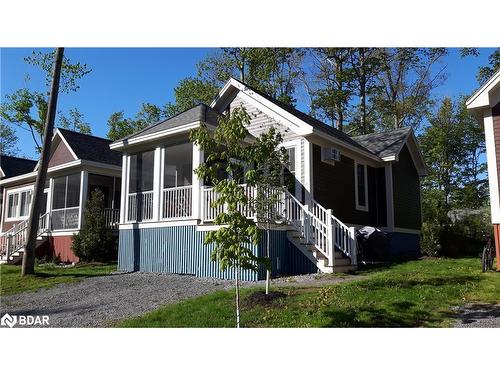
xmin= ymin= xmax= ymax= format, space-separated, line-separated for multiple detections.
xmin=110 ymin=78 xmax=426 ymax=280
xmin=0 ymin=155 xmax=38 ymax=224
xmin=0 ymin=128 xmax=122 ymax=264
xmin=467 ymin=69 xmax=500 ymax=269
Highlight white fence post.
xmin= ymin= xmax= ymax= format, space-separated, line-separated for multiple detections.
xmin=350 ymin=226 xmax=357 ymax=265
xmin=326 ymin=209 xmax=335 ymax=267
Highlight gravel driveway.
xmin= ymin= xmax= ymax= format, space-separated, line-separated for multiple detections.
xmin=0 ymin=271 xmax=362 ymax=328
xmin=0 ymin=273 xmax=233 ymax=328
xmin=453 ymin=304 xmax=500 ymax=328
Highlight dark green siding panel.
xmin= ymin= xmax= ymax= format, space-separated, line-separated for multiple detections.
xmin=118 ymin=226 xmax=318 ymax=280
xmin=312 ymin=144 xmax=385 ymax=227
xmin=392 ymin=145 xmax=422 ymax=230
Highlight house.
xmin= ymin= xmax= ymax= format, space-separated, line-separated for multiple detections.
xmin=110 ymin=78 xmax=426 ymax=280
xmin=0 ymin=155 xmax=38 ymax=223
xmin=466 ymin=69 xmax=500 ymax=269
xmin=0 ymin=128 xmax=122 ymax=264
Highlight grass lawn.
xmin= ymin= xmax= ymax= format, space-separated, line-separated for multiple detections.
xmin=118 ymin=258 xmax=499 ymax=328
xmin=0 ymin=262 xmax=117 ymax=296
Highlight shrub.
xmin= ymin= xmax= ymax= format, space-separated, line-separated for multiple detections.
xmin=72 ymin=189 xmax=117 ymax=262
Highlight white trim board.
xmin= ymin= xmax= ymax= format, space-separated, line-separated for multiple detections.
xmin=483 ymin=108 xmax=500 ymax=223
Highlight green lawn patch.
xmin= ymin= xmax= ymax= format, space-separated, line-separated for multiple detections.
xmin=118 ymin=258 xmax=499 ymax=328
xmin=0 ymin=262 xmax=117 ymax=296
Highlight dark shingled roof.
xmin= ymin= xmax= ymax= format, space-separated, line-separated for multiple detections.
xmin=58 ymin=128 xmax=122 ymax=166
xmin=0 ymin=155 xmax=37 ymax=178
xmin=352 ymin=127 xmax=411 ymax=159
xmin=231 ymin=78 xmax=375 ymax=155
xmin=119 ymin=104 xmax=221 ymax=142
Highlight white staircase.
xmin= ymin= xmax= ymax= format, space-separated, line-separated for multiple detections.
xmin=281 ymin=192 xmax=357 ymax=273
xmin=0 ymin=213 xmax=49 ymax=265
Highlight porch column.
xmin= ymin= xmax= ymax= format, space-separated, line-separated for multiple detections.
xmin=192 ymin=143 xmax=204 ymax=221
xmin=78 ymin=170 xmax=88 ymax=230
xmin=119 ymin=154 xmax=128 ymax=224
xmin=152 ymin=146 xmax=162 ymax=222
xmin=385 ymin=164 xmax=394 ymax=231
xmin=303 ymin=139 xmax=314 ymax=205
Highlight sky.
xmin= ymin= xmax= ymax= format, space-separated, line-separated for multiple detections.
xmin=0 ymin=47 xmax=496 ymax=160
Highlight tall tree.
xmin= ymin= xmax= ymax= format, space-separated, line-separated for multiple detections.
xmin=106 ymin=102 xmax=162 ymax=141
xmin=58 ymin=108 xmax=91 ymax=134
xmin=372 ymin=48 xmax=447 ymax=130
xmin=0 ymin=122 xmax=19 ymax=156
xmin=0 ymin=50 xmax=91 ymax=151
xmin=166 ymin=48 xmax=304 ymax=117
xmin=461 ymin=48 xmax=500 ymax=85
xmin=309 ymin=48 xmax=354 ymax=132
xmin=347 ymin=48 xmax=381 ymax=135
xmin=22 ymin=48 xmax=64 ymax=276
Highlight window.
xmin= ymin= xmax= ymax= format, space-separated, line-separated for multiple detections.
xmin=129 ymin=150 xmax=154 ymax=193
xmin=163 ymin=143 xmax=192 ymax=188
xmin=6 ymin=188 xmax=32 ymax=219
xmin=52 ymin=173 xmax=81 ymax=210
xmin=355 ymin=162 xmax=368 ymax=211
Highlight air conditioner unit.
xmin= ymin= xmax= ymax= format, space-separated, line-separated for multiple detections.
xmin=321 ymin=147 xmax=341 ymax=163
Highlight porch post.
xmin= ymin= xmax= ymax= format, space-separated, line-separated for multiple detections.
xmin=385 ymin=164 xmax=394 ymax=231
xmin=192 ymin=143 xmax=204 ymax=221
xmin=152 ymin=146 xmax=162 ymax=222
xmin=78 ymin=170 xmax=88 ymax=230
xmin=47 ymin=177 xmax=53 ymax=230
xmin=303 ymin=139 xmax=314 ymax=205
xmin=119 ymin=154 xmax=128 ymax=224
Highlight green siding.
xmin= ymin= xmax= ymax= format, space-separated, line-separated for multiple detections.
xmin=392 ymin=145 xmax=422 ymax=230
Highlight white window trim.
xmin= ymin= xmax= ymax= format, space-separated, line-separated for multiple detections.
xmin=354 ymin=161 xmax=369 ymax=212
xmin=5 ymin=187 xmax=33 ymax=222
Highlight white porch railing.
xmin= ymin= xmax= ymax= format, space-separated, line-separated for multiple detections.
xmin=162 ymin=185 xmax=192 ymax=219
xmin=104 ymin=208 xmax=120 ymax=229
xmin=200 ymin=184 xmax=357 ymax=266
xmin=0 ymin=212 xmax=50 ymax=260
xmin=127 ymin=191 xmax=154 ymax=221
xmin=51 ymin=207 xmax=80 ymax=230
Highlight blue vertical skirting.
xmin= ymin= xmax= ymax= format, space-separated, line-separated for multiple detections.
xmin=118 ymin=225 xmax=318 ymax=280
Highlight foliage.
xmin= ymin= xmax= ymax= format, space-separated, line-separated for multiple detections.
xmin=118 ymin=258 xmax=500 ymax=328
xmin=0 ymin=121 xmax=19 ymax=155
xmin=190 ymin=106 xmax=287 ymax=325
xmin=461 ymin=48 xmax=500 ymax=85
xmin=164 ymin=77 xmax=219 ymax=117
xmin=72 ymin=190 xmax=117 ymax=262
xmin=106 ymin=102 xmax=162 ymax=140
xmin=0 ymin=50 xmax=91 ymax=152
xmin=58 ymin=108 xmax=91 ymax=134
xmin=0 ymin=263 xmax=116 ymax=296
xmin=419 ymin=96 xmax=488 ymax=256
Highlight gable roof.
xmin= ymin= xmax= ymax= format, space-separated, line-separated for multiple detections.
xmin=0 ymin=155 xmax=37 ymax=179
xmin=352 ymin=127 xmax=411 ymax=159
xmin=217 ymin=78 xmax=375 ymax=156
xmin=114 ymin=104 xmax=220 ymax=144
xmin=57 ymin=128 xmax=122 ymax=166
xmin=466 ymin=69 xmax=500 ymax=110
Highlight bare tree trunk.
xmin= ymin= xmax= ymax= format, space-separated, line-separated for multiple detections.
xmin=22 ymin=48 xmax=64 ymax=276
xmin=235 ymin=264 xmax=241 ymax=328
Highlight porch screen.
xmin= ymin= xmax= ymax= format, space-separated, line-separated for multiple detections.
xmin=163 ymin=143 xmax=192 ymax=188
xmin=52 ymin=173 xmax=81 ymax=209
xmin=129 ymin=150 xmax=154 ymax=193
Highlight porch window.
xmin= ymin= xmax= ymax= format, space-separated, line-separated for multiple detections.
xmin=51 ymin=173 xmax=81 ymax=230
xmin=355 ymin=162 xmax=368 ymax=211
xmin=127 ymin=150 xmax=154 ymax=221
xmin=162 ymin=142 xmax=193 ymax=219
xmin=6 ymin=189 xmax=32 ymax=219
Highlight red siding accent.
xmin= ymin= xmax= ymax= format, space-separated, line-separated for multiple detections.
xmin=50 ymin=236 xmax=79 ymax=263
xmin=493 ymin=224 xmax=500 ymax=270
xmin=48 ymin=140 xmax=75 ymax=168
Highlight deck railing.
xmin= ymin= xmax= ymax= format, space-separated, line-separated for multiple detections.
xmin=103 ymin=208 xmax=120 ymax=229
xmin=127 ymin=191 xmax=154 ymax=222
xmin=162 ymin=185 xmax=192 ymax=219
